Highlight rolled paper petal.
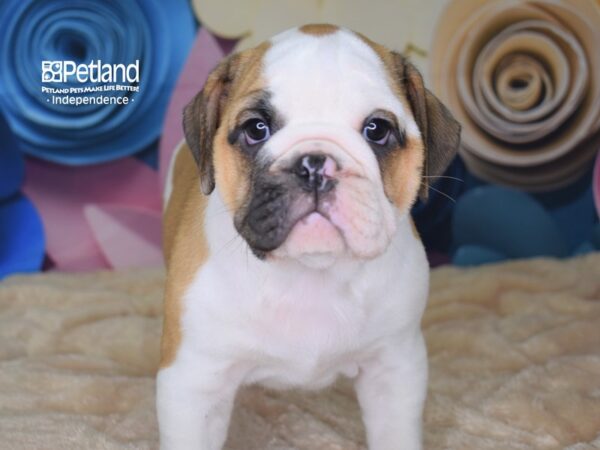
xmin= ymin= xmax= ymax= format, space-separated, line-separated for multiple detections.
xmin=190 ymin=0 xmax=257 ymax=39
xmin=192 ymin=0 xmax=446 ymax=79
xmin=0 ymin=194 xmax=45 ymax=279
xmin=159 ymin=28 xmax=226 ymax=190
xmin=84 ymin=204 xmax=162 ymax=269
xmin=0 ymin=0 xmax=195 ymax=165
xmin=452 ymin=245 xmax=507 ymax=267
xmin=22 ymin=157 xmax=161 ymax=271
xmin=431 ymin=1 xmax=600 ymax=191
xmin=0 ymin=109 xmax=24 ymax=200
xmin=594 ymin=151 xmax=600 ymax=219
xmin=452 ymin=186 xmax=568 ymax=259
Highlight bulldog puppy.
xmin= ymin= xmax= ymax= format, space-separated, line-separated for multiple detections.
xmin=157 ymin=24 xmax=460 ymax=450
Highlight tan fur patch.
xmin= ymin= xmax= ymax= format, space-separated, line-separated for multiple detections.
xmin=212 ymin=42 xmax=271 ymax=211
xmin=380 ymin=135 xmax=424 ymax=211
xmin=160 ymin=145 xmax=209 ymax=368
xmin=353 ymin=32 xmax=405 ymax=97
xmin=299 ymin=23 xmax=339 ymax=36
xmin=161 ymin=44 xmax=271 ymax=368
xmin=353 ymin=31 xmax=426 ymax=210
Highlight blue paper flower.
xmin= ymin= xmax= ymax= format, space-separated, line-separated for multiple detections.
xmin=0 ymin=109 xmax=45 ymax=279
xmin=0 ymin=112 xmax=24 ymax=200
xmin=0 ymin=0 xmax=195 ymax=165
xmin=0 ymin=195 xmax=45 ymax=279
xmin=451 ymin=185 xmax=599 ymax=266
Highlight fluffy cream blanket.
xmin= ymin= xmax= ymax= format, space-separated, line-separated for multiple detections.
xmin=1 ymin=254 xmax=599 ymax=450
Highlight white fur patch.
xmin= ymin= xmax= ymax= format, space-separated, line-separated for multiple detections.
xmin=266 ymin=27 xmax=420 ymax=141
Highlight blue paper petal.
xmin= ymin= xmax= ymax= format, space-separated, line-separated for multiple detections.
xmin=533 ymin=169 xmax=597 ymax=253
xmin=0 ymin=194 xmax=45 ymax=279
xmin=453 ymin=245 xmax=507 ymax=267
xmin=590 ymin=223 xmax=600 ymax=249
xmin=572 ymin=241 xmax=596 ymax=256
xmin=0 ymin=109 xmax=24 ymax=200
xmin=0 ymin=0 xmax=195 ymax=165
xmin=453 ymin=186 xmax=569 ymax=259
xmin=135 ymin=140 xmax=159 ymax=169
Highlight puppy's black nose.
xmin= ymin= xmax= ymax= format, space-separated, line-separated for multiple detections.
xmin=292 ymin=153 xmax=335 ymax=193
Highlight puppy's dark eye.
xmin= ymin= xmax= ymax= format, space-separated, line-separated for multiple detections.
xmin=363 ymin=118 xmax=391 ymax=145
xmin=243 ymin=119 xmax=270 ymax=145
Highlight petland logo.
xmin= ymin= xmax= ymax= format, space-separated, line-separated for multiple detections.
xmin=40 ymin=60 xmax=140 ymax=106
xmin=42 ymin=60 xmax=140 ymax=83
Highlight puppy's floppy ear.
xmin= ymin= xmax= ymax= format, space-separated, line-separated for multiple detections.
xmin=183 ymin=54 xmax=239 ymax=195
xmin=394 ymin=53 xmax=461 ymax=201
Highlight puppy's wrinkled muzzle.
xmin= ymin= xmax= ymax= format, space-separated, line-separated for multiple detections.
xmin=236 ymin=135 xmax=394 ymax=263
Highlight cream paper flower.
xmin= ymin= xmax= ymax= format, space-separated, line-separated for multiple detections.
xmin=190 ymin=0 xmax=448 ymax=80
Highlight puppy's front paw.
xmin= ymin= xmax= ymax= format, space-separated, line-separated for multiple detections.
xmin=156 ymin=362 xmax=240 ymax=450
xmin=355 ymin=334 xmax=427 ymax=450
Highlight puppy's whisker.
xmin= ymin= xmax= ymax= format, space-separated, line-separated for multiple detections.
xmin=420 ymin=182 xmax=457 ymax=203
xmin=422 ymin=175 xmax=464 ymax=182
xmin=214 ymin=233 xmax=242 ymax=257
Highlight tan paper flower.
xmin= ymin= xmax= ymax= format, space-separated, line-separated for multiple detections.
xmin=431 ymin=0 xmax=600 ymax=191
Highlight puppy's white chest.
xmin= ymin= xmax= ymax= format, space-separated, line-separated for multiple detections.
xmin=243 ymin=283 xmax=367 ymax=388
xmin=181 ymin=206 xmax=428 ymax=391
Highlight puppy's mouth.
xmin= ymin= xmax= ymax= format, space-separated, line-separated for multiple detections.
xmin=233 ymin=176 xmax=343 ymax=259
xmin=275 ymin=210 xmax=346 ymax=261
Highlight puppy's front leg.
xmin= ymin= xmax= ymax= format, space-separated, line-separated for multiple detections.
xmin=355 ymin=331 xmax=428 ymax=450
xmin=156 ymin=355 xmax=241 ymax=450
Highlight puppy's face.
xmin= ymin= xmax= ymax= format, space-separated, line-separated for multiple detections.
xmin=184 ymin=25 xmax=460 ymax=264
